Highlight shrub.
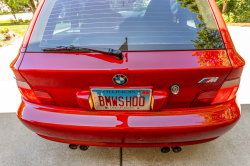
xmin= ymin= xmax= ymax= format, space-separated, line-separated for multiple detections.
xmin=4 ymin=34 xmax=11 ymax=39
xmin=18 ymin=18 xmax=24 ymax=24
xmin=222 ymin=13 xmax=234 ymax=24
xmin=0 ymin=27 xmax=10 ymax=34
xmin=24 ymin=19 xmax=31 ymax=24
xmin=9 ymin=18 xmax=18 ymax=25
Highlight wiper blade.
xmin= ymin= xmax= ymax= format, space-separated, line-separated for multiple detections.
xmin=42 ymin=45 xmax=124 ymax=60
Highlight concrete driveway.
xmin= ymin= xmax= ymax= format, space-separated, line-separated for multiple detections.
xmin=0 ymin=13 xmax=33 ymax=21
xmin=0 ymin=27 xmax=249 ymax=166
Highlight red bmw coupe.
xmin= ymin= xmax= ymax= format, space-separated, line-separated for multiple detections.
xmin=11 ymin=0 xmax=245 ymax=153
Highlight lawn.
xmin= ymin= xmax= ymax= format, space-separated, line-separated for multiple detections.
xmin=0 ymin=20 xmax=28 ymax=36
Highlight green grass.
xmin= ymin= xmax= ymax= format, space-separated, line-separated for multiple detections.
xmin=0 ymin=20 xmax=28 ymax=36
xmin=0 ymin=13 xmax=12 ymax=16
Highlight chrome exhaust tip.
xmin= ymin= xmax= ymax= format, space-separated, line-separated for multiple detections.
xmin=172 ymin=146 xmax=182 ymax=153
xmin=79 ymin=145 xmax=89 ymax=151
xmin=161 ymin=147 xmax=170 ymax=153
xmin=69 ymin=144 xmax=78 ymax=149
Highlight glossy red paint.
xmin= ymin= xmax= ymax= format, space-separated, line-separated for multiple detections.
xmin=151 ymin=90 xmax=168 ymax=110
xmin=19 ymin=50 xmax=231 ymax=108
xmin=208 ymin=0 xmax=245 ymax=79
xmin=17 ymin=98 xmax=240 ymax=147
xmin=76 ymin=90 xmax=93 ymax=110
xmin=10 ymin=52 xmax=26 ymax=81
xmin=39 ymin=135 xmax=218 ymax=148
xmin=11 ymin=0 xmax=245 ymax=148
xmin=226 ymin=49 xmax=245 ymax=80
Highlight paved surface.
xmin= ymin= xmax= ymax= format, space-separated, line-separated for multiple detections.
xmin=0 ymin=105 xmax=249 ymax=166
xmin=0 ymin=13 xmax=33 ymax=21
xmin=0 ymin=38 xmax=22 ymax=113
xmin=0 ymin=27 xmax=249 ymax=165
xmin=0 ymin=113 xmax=120 ymax=166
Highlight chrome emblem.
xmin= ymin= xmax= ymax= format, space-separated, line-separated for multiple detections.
xmin=199 ymin=77 xmax=219 ymax=83
xmin=170 ymin=84 xmax=180 ymax=95
xmin=113 ymin=74 xmax=128 ymax=85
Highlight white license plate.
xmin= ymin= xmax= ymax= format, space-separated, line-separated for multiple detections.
xmin=91 ymin=89 xmax=152 ymax=110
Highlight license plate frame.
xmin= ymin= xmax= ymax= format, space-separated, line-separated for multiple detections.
xmin=90 ymin=88 xmax=152 ymax=110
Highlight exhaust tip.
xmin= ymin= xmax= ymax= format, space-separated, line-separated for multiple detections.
xmin=172 ymin=146 xmax=182 ymax=153
xmin=79 ymin=145 xmax=89 ymax=151
xmin=161 ymin=147 xmax=170 ymax=153
xmin=69 ymin=144 xmax=78 ymax=150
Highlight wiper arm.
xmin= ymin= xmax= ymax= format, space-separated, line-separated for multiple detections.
xmin=42 ymin=45 xmax=124 ymax=60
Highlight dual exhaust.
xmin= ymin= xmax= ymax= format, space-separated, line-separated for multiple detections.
xmin=69 ymin=144 xmax=182 ymax=153
xmin=161 ymin=146 xmax=182 ymax=153
xmin=69 ymin=144 xmax=89 ymax=151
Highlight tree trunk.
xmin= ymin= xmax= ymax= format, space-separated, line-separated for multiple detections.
xmin=28 ymin=0 xmax=36 ymax=14
xmin=222 ymin=1 xmax=229 ymax=13
xmin=9 ymin=6 xmax=17 ymax=20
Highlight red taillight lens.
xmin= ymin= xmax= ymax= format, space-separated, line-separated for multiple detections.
xmin=16 ymin=80 xmax=57 ymax=106
xmin=211 ymin=86 xmax=239 ymax=105
xmin=192 ymin=78 xmax=240 ymax=107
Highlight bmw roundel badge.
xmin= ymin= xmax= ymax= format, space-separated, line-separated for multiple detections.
xmin=113 ymin=74 xmax=128 ymax=85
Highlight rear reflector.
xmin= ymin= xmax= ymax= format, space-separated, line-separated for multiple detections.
xmin=16 ymin=80 xmax=57 ymax=106
xmin=192 ymin=78 xmax=240 ymax=107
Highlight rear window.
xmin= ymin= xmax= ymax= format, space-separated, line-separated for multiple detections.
xmin=27 ymin=0 xmax=224 ymax=52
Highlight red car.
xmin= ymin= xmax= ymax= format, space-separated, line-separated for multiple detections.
xmin=11 ymin=0 xmax=245 ymax=153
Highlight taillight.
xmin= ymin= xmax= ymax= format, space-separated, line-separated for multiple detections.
xmin=192 ymin=78 xmax=240 ymax=107
xmin=16 ymin=80 xmax=57 ymax=106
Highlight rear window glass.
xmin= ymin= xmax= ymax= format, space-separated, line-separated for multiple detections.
xmin=27 ymin=0 xmax=224 ymax=52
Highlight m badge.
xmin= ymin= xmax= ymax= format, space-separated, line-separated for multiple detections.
xmin=199 ymin=77 xmax=219 ymax=83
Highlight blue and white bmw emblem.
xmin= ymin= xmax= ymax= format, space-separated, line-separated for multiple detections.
xmin=113 ymin=74 xmax=128 ymax=85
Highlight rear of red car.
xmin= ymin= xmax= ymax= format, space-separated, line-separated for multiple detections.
xmin=11 ymin=0 xmax=245 ymax=149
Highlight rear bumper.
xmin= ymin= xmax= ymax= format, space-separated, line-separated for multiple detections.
xmin=17 ymin=98 xmax=241 ymax=147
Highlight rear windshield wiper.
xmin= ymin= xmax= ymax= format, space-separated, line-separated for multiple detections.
xmin=42 ymin=45 xmax=124 ymax=60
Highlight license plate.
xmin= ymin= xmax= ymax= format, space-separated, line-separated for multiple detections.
xmin=91 ymin=89 xmax=152 ymax=110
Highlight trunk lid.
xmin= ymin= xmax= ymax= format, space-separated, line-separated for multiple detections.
xmin=19 ymin=50 xmax=232 ymax=108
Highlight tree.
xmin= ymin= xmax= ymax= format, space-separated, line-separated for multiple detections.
xmin=20 ymin=0 xmax=37 ymax=13
xmin=0 ymin=0 xmax=20 ymax=20
xmin=222 ymin=1 xmax=228 ymax=13
xmin=216 ymin=0 xmax=250 ymax=23
xmin=0 ymin=0 xmax=38 ymax=19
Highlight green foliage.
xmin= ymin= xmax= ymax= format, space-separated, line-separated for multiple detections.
xmin=9 ymin=18 xmax=30 ymax=25
xmin=191 ymin=28 xmax=224 ymax=49
xmin=18 ymin=18 xmax=24 ymax=24
xmin=24 ymin=19 xmax=30 ymax=24
xmin=222 ymin=13 xmax=234 ymax=23
xmin=0 ymin=0 xmax=25 ymax=20
xmin=0 ymin=0 xmax=19 ymax=9
xmin=216 ymin=0 xmax=229 ymax=6
xmin=0 ymin=27 xmax=10 ymax=33
xmin=9 ymin=18 xmax=17 ymax=24
xmin=216 ymin=0 xmax=250 ymax=23
xmin=0 ymin=20 xmax=29 ymax=36
xmin=4 ymin=34 xmax=11 ymax=39
xmin=0 ymin=0 xmax=34 ymax=19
